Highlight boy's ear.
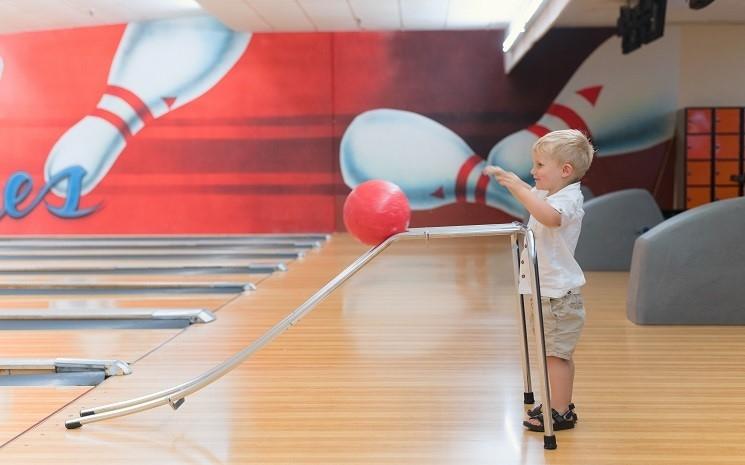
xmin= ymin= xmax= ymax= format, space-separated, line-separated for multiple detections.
xmin=561 ymin=163 xmax=574 ymax=178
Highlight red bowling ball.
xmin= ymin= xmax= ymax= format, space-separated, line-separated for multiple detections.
xmin=343 ymin=180 xmax=411 ymax=245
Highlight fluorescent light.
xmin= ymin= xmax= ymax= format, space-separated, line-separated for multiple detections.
xmin=123 ymin=0 xmax=204 ymax=15
xmin=502 ymin=0 xmax=546 ymax=52
xmin=167 ymin=0 xmax=203 ymax=12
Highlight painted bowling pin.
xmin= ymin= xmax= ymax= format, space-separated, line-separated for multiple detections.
xmin=488 ymin=30 xmax=679 ymax=180
xmin=342 ymin=30 xmax=679 ymax=217
xmin=340 ymin=109 xmax=524 ymax=216
xmin=44 ymin=16 xmax=251 ymax=196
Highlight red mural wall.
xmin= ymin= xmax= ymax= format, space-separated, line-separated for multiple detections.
xmin=0 ymin=21 xmax=670 ymax=234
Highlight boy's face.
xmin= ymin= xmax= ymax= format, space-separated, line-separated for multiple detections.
xmin=530 ymin=149 xmax=573 ymax=194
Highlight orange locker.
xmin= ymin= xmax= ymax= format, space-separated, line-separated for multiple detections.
xmin=687 ymin=161 xmax=711 ymax=185
xmin=683 ymin=107 xmax=743 ymax=209
xmin=686 ymin=109 xmax=711 ymax=134
xmin=686 ymin=187 xmax=710 ymax=209
xmin=714 ymin=108 xmax=740 ymax=133
xmin=714 ymin=134 xmax=740 ymax=159
xmin=715 ymin=186 xmax=740 ymax=201
xmin=686 ymin=135 xmax=711 ymax=159
xmin=715 ymin=161 xmax=740 ymax=185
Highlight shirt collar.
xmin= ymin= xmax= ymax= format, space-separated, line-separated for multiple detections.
xmin=547 ymin=181 xmax=581 ymax=198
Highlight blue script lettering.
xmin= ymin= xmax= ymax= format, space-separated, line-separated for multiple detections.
xmin=2 ymin=166 xmax=98 ymax=219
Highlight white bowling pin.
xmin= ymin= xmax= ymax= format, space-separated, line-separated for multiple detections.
xmin=45 ymin=16 xmax=251 ymax=196
xmin=340 ymin=108 xmax=524 ymax=216
xmin=488 ymin=29 xmax=680 ymax=181
xmin=342 ymin=31 xmax=679 ymax=218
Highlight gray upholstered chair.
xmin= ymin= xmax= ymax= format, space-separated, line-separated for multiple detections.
xmin=627 ymin=196 xmax=745 ymax=324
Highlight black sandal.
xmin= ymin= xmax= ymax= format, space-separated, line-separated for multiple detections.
xmin=522 ymin=408 xmax=577 ymax=432
xmin=527 ymin=402 xmax=577 ymax=421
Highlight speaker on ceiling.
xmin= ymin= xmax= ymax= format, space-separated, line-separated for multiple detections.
xmin=688 ymin=0 xmax=716 ymax=10
xmin=616 ymin=0 xmax=667 ymax=54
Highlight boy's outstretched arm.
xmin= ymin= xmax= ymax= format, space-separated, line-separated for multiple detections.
xmin=483 ymin=166 xmax=561 ymax=227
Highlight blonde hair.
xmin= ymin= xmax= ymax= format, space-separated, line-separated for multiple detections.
xmin=532 ymin=129 xmax=595 ymax=180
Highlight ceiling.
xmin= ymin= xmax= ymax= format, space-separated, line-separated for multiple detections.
xmin=196 ymin=0 xmax=522 ymax=32
xmin=0 ymin=0 xmax=523 ymax=34
xmin=0 ymin=0 xmax=743 ymax=36
xmin=0 ymin=0 xmax=203 ymax=34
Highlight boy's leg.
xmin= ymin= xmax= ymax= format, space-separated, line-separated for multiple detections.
xmin=547 ymin=356 xmax=573 ymax=413
xmin=524 ymin=356 xmax=573 ymax=427
xmin=524 ymin=293 xmax=583 ymax=428
xmin=544 ymin=293 xmax=583 ymax=413
xmin=569 ymin=358 xmax=575 ymax=401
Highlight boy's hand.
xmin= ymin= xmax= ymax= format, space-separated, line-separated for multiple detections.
xmin=483 ymin=165 xmax=525 ymax=192
xmin=482 ymin=165 xmax=503 ymax=177
xmin=483 ymin=165 xmax=560 ymax=227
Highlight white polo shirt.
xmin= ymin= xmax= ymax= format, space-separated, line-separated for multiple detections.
xmin=518 ymin=182 xmax=586 ymax=298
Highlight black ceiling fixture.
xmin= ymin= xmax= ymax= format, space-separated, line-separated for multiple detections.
xmin=688 ymin=0 xmax=716 ymax=9
xmin=616 ymin=0 xmax=667 ymax=54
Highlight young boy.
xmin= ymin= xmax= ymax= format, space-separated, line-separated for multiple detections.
xmin=483 ymin=129 xmax=594 ymax=432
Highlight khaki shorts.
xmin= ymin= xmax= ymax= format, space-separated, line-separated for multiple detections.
xmin=527 ymin=291 xmax=585 ymax=360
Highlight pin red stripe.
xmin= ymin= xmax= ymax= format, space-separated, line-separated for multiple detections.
xmin=91 ymin=108 xmax=131 ymax=139
xmin=546 ymin=103 xmax=590 ymax=135
xmin=105 ymin=85 xmax=154 ymax=124
xmin=455 ymin=155 xmax=482 ymax=203
xmin=475 ymin=173 xmax=490 ymax=204
xmin=527 ymin=124 xmax=550 ymax=137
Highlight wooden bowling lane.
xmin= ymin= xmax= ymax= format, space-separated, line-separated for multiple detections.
xmin=0 ymin=250 xmax=302 ymax=260
xmin=0 ymin=275 xmax=267 ymax=296
xmin=0 ymin=261 xmax=291 ymax=299
xmin=0 ymin=387 xmax=91 ymax=447
xmin=0 ymin=238 xmax=314 ymax=296
xmin=0 ymin=294 xmax=239 ymax=448
xmin=0 ymin=327 xmax=185 ymax=361
xmin=0 ymin=234 xmax=317 ymax=453
xmin=3 ymin=234 xmax=745 ymax=464
xmin=0 ymin=272 xmax=270 ymax=287
xmin=0 ymin=235 xmax=515 ymax=462
xmin=0 ymin=284 xmax=248 ymax=297
xmin=0 ymin=263 xmax=286 ymax=275
xmin=0 ymin=287 xmax=245 ymax=329
xmin=0 ymin=293 xmax=244 ymax=360
xmin=0 ymin=261 xmax=297 ymax=285
xmin=0 ymin=296 xmax=230 ymax=311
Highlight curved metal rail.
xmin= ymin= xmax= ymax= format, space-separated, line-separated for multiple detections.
xmin=64 ymin=223 xmax=556 ymax=448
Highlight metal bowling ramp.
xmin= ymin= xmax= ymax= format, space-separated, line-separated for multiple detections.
xmin=0 ymin=307 xmax=216 ymax=330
